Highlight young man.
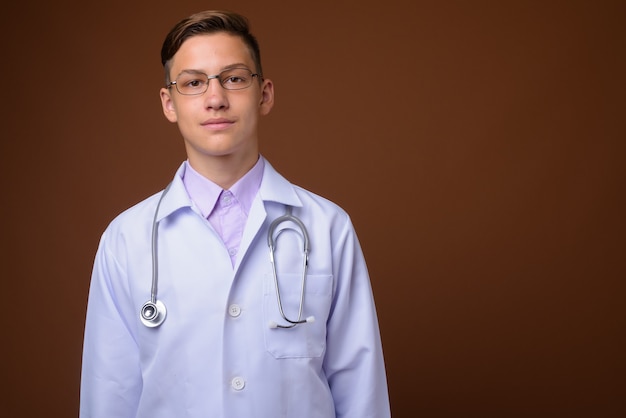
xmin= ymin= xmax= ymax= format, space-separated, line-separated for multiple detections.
xmin=80 ymin=10 xmax=390 ymax=418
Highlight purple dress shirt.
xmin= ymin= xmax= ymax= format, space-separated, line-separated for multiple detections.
xmin=182 ymin=157 xmax=264 ymax=267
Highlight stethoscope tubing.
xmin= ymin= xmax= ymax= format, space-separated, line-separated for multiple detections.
xmin=267 ymin=206 xmax=312 ymax=328
xmin=140 ymin=183 xmax=171 ymax=328
xmin=141 ymin=183 xmax=313 ymax=329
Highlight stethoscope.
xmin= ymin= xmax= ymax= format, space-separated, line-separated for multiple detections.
xmin=140 ymin=183 xmax=315 ymax=329
xmin=267 ymin=206 xmax=315 ymax=329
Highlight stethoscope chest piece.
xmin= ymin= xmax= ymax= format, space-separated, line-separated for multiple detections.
xmin=140 ymin=300 xmax=167 ymax=328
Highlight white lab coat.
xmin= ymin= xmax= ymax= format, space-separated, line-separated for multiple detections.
xmin=80 ymin=158 xmax=390 ymax=418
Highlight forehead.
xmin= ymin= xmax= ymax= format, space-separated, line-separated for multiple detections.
xmin=169 ymin=33 xmax=255 ymax=74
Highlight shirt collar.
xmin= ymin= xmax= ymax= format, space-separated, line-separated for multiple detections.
xmin=182 ymin=157 xmax=265 ymax=218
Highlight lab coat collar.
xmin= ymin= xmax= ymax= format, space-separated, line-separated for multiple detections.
xmin=154 ymin=156 xmax=302 ymax=222
xmin=258 ymin=157 xmax=303 ymax=208
xmin=153 ymin=164 xmax=193 ymax=222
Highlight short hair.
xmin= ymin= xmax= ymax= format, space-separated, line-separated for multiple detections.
xmin=160 ymin=10 xmax=263 ymax=84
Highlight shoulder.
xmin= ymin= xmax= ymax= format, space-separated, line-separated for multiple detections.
xmin=99 ymin=191 xmax=164 ymax=243
xmin=261 ymin=158 xmax=350 ymax=221
xmin=103 ymin=164 xmax=190 ymax=237
xmin=293 ymin=184 xmax=349 ymax=220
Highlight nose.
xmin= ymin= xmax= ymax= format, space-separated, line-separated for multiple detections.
xmin=203 ymin=76 xmax=229 ymax=110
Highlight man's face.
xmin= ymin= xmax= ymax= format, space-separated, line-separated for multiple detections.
xmin=160 ymin=33 xmax=274 ymax=172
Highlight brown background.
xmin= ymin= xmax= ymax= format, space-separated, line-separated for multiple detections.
xmin=2 ymin=0 xmax=624 ymax=416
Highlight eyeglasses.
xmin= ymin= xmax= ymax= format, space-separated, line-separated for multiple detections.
xmin=166 ymin=68 xmax=260 ymax=95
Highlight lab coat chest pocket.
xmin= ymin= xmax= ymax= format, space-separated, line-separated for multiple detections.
xmin=263 ymin=272 xmax=333 ymax=359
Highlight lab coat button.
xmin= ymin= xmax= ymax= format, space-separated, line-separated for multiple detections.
xmin=231 ymin=376 xmax=245 ymax=391
xmin=228 ymin=304 xmax=241 ymax=317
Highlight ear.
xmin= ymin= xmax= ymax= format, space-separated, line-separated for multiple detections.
xmin=160 ymin=87 xmax=178 ymax=123
xmin=259 ymin=78 xmax=274 ymax=116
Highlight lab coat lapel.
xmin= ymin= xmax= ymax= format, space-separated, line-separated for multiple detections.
xmin=233 ymin=159 xmax=302 ymax=272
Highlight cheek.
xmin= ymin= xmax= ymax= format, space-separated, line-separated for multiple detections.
xmin=171 ymin=101 xmax=197 ymax=125
xmin=172 ymin=112 xmax=197 ymax=139
xmin=240 ymin=109 xmax=261 ymax=133
xmin=241 ymin=98 xmax=263 ymax=122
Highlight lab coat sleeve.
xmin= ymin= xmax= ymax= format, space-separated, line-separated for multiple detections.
xmin=323 ymin=217 xmax=391 ymax=418
xmin=80 ymin=232 xmax=142 ymax=417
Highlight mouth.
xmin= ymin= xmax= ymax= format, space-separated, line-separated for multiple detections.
xmin=201 ymin=118 xmax=235 ymax=130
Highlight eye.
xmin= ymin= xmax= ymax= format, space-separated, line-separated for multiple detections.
xmin=172 ymin=72 xmax=210 ymax=95
xmin=183 ymin=78 xmax=205 ymax=88
xmin=223 ymin=75 xmax=247 ymax=85
xmin=221 ymin=69 xmax=251 ymax=86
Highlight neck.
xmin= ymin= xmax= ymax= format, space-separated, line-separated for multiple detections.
xmin=188 ymin=152 xmax=259 ymax=190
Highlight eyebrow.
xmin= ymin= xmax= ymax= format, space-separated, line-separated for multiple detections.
xmin=177 ymin=63 xmax=252 ymax=77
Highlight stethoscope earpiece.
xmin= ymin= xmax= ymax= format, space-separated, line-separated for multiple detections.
xmin=140 ymin=300 xmax=167 ymax=328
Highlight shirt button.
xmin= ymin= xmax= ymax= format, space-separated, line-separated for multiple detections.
xmin=228 ymin=304 xmax=241 ymax=317
xmin=231 ymin=376 xmax=245 ymax=391
xmin=228 ymin=248 xmax=237 ymax=256
xmin=222 ymin=193 xmax=232 ymax=205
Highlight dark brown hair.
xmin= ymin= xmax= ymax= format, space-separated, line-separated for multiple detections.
xmin=160 ymin=10 xmax=263 ymax=84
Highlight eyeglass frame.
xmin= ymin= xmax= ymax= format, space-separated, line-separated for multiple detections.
xmin=165 ymin=67 xmax=262 ymax=95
